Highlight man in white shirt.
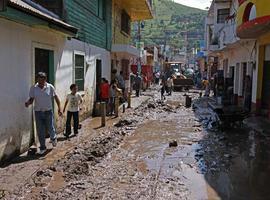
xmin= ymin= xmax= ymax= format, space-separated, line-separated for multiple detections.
xmin=25 ymin=72 xmax=62 ymax=155
xmin=167 ymin=76 xmax=174 ymax=96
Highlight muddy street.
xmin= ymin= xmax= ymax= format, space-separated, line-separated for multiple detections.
xmin=3 ymin=89 xmax=270 ymax=200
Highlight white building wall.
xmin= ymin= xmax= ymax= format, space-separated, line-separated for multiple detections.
xmin=111 ymin=53 xmax=132 ymax=90
xmin=0 ymin=18 xmax=65 ymax=161
xmin=213 ymin=2 xmax=231 ymax=35
xmin=0 ymin=18 xmax=111 ymax=161
xmin=252 ymin=45 xmax=270 ymax=105
xmin=252 ymin=67 xmax=258 ymax=103
xmin=55 ymin=39 xmax=111 ymax=130
xmin=247 ymin=62 xmax=253 ymax=76
xmin=238 ymin=63 xmax=244 ymax=96
xmin=252 ymin=45 xmax=260 ymax=104
xmin=222 ymin=41 xmax=256 ymax=97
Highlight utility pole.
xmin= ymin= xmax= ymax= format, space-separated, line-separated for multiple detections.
xmin=137 ymin=20 xmax=142 ymax=75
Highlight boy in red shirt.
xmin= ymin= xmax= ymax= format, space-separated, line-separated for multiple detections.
xmin=100 ymin=78 xmax=110 ymax=113
xmin=100 ymin=78 xmax=110 ymax=101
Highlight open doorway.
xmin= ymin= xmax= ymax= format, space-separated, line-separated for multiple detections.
xmin=34 ymin=48 xmax=54 ymax=84
xmin=33 ymin=47 xmax=54 ymax=140
xmin=96 ymin=59 xmax=102 ymax=101
xmin=262 ymin=61 xmax=270 ymax=110
xmin=242 ymin=62 xmax=247 ymax=96
xmin=262 ymin=45 xmax=270 ymax=112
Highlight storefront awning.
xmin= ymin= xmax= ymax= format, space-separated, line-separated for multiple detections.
xmin=237 ymin=16 xmax=270 ymax=39
xmin=117 ymin=0 xmax=153 ymax=21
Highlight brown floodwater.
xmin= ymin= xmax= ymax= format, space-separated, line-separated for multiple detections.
xmin=7 ymin=91 xmax=270 ymax=200
xmin=119 ymin=96 xmax=270 ymax=200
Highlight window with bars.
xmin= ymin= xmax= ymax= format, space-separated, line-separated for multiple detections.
xmin=74 ymin=54 xmax=85 ymax=91
xmin=121 ymin=10 xmax=131 ymax=35
xmin=217 ymin=8 xmax=230 ymax=24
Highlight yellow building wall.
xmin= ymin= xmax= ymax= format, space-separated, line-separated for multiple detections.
xmin=112 ymin=0 xmax=131 ymax=45
xmin=256 ymin=45 xmax=265 ymax=100
xmin=237 ymin=0 xmax=270 ymax=26
xmin=256 ymin=32 xmax=270 ymax=100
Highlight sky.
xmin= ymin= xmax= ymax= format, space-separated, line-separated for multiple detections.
xmin=174 ymin=0 xmax=211 ymax=10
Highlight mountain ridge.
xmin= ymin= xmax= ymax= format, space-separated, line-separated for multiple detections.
xmin=135 ymin=0 xmax=207 ymax=52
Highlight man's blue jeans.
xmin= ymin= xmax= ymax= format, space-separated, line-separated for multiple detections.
xmin=35 ymin=110 xmax=56 ymax=150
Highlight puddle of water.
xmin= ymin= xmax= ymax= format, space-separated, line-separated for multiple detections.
xmin=200 ymin=130 xmax=270 ymax=200
xmin=120 ymin=116 xmax=218 ymax=199
xmin=182 ymin=165 xmax=221 ymax=200
xmin=120 ymin=110 xmax=270 ymax=200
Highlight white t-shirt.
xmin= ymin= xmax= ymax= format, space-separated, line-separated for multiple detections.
xmin=29 ymin=83 xmax=56 ymax=111
xmin=167 ymin=78 xmax=174 ymax=87
xmin=66 ymin=93 xmax=82 ymax=112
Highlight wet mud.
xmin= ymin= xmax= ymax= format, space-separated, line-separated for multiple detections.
xmin=4 ymin=90 xmax=270 ymax=200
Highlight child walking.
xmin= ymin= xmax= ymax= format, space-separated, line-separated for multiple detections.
xmin=160 ymin=79 xmax=166 ymax=100
xmin=63 ymin=84 xmax=83 ymax=138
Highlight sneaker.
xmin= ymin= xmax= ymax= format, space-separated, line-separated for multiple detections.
xmin=38 ymin=149 xmax=47 ymax=155
xmin=52 ymin=139 xmax=57 ymax=147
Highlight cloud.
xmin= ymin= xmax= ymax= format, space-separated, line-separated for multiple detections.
xmin=174 ymin=0 xmax=211 ymax=10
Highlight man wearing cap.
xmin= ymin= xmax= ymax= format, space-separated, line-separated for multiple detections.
xmin=25 ymin=72 xmax=62 ymax=155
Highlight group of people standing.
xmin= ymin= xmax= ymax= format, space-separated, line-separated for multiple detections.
xmin=25 ymin=69 xmax=146 ymax=155
xmin=99 ymin=76 xmax=122 ymax=116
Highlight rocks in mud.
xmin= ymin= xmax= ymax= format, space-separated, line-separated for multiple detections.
xmin=36 ymin=169 xmax=52 ymax=177
xmin=142 ymin=98 xmax=186 ymax=114
xmin=0 ymin=190 xmax=7 ymax=199
xmin=175 ymin=103 xmax=183 ymax=109
xmin=163 ymin=104 xmax=175 ymax=112
xmin=156 ymin=99 xmax=165 ymax=106
xmin=114 ymin=119 xmax=135 ymax=127
xmin=10 ymin=92 xmax=198 ymax=200
xmin=90 ymin=150 xmax=104 ymax=158
xmin=169 ymin=140 xmax=178 ymax=147
xmin=147 ymin=102 xmax=156 ymax=109
xmin=49 ymin=166 xmax=57 ymax=172
xmin=18 ymin=127 xmax=132 ymax=199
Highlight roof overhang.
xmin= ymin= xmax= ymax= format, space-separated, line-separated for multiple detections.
xmin=236 ymin=0 xmax=270 ymax=39
xmin=112 ymin=44 xmax=140 ymax=57
xmin=237 ymin=16 xmax=270 ymax=39
xmin=208 ymin=39 xmax=255 ymax=56
xmin=5 ymin=0 xmax=77 ymax=36
xmin=118 ymin=0 xmax=153 ymax=21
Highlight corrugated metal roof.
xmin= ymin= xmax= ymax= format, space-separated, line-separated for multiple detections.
xmin=8 ymin=0 xmax=77 ymax=35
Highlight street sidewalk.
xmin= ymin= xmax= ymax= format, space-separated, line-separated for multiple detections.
xmin=0 ymin=94 xmax=151 ymax=197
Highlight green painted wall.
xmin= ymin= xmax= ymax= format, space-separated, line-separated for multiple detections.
xmin=0 ymin=7 xmax=47 ymax=26
xmin=64 ymin=0 xmax=112 ymax=50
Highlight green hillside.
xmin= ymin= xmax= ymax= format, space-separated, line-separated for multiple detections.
xmin=133 ymin=0 xmax=207 ymax=51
